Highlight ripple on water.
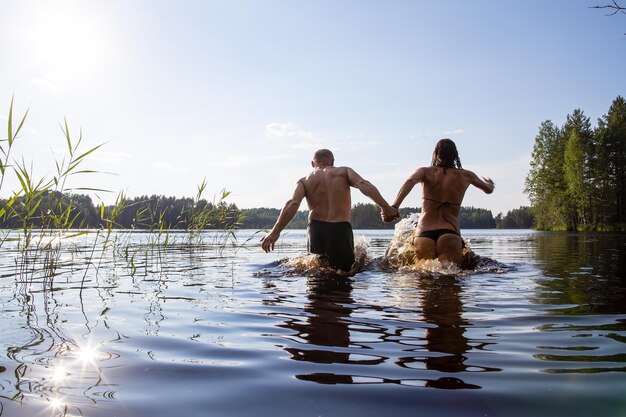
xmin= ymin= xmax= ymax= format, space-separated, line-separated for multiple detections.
xmin=1 ymin=230 xmax=626 ymax=417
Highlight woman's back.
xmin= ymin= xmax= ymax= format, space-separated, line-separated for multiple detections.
xmin=389 ymin=138 xmax=494 ymax=266
xmin=418 ymin=166 xmax=473 ymax=233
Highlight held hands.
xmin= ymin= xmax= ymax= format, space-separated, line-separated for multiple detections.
xmin=381 ymin=205 xmax=400 ymax=223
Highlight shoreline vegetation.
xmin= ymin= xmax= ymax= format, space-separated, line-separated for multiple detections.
xmin=525 ymin=96 xmax=626 ymax=232
xmin=0 ymin=97 xmax=531 ymax=238
xmin=0 ymin=194 xmax=534 ymax=230
xmin=0 ymin=96 xmax=619 ymax=293
xmin=2 ymin=95 xmax=624 ymax=239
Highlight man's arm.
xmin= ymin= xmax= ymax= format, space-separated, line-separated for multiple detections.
xmin=391 ymin=167 xmax=425 ymax=209
xmin=261 ymin=180 xmax=306 ymax=253
xmin=346 ymin=168 xmax=397 ymax=220
xmin=469 ymin=171 xmax=495 ymax=194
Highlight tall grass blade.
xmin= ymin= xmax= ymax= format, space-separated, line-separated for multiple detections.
xmin=14 ymin=108 xmax=29 ymax=144
xmin=7 ymin=96 xmax=13 ymax=147
xmin=0 ymin=193 xmax=18 ymax=217
xmin=63 ymin=117 xmax=73 ymax=156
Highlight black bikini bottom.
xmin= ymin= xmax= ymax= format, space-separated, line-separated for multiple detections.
xmin=417 ymin=228 xmax=465 ymax=248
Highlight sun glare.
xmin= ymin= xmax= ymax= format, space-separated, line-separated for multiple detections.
xmin=31 ymin=7 xmax=106 ymax=77
xmin=74 ymin=341 xmax=101 ymax=366
xmin=49 ymin=396 xmax=66 ymax=411
xmin=51 ymin=365 xmax=67 ymax=383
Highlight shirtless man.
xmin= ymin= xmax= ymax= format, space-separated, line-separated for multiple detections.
xmin=386 ymin=139 xmax=494 ymax=266
xmin=261 ymin=149 xmax=398 ymax=272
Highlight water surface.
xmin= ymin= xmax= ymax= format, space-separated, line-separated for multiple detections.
xmin=0 ymin=229 xmax=625 ymax=417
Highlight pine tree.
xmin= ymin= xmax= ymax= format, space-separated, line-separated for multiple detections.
xmin=525 ymin=120 xmax=568 ymax=230
xmin=564 ymin=130 xmax=588 ymax=229
xmin=561 ymin=109 xmax=593 ymax=229
xmin=595 ymin=96 xmax=626 ymax=226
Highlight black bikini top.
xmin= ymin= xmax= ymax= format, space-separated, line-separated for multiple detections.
xmin=423 ymin=197 xmax=461 ymax=232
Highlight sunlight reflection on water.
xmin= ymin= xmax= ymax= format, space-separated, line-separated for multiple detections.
xmin=0 ymin=229 xmax=624 ymax=417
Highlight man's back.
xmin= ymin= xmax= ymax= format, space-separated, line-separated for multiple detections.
xmin=261 ymin=148 xmax=395 ymax=266
xmin=301 ymin=166 xmax=352 ymax=223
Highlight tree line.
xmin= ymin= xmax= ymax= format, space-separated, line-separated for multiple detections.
xmin=0 ymin=192 xmax=241 ymax=230
xmin=0 ymin=192 xmax=533 ymax=230
xmin=525 ymin=96 xmax=626 ymax=231
xmin=241 ymin=204 xmax=533 ymax=229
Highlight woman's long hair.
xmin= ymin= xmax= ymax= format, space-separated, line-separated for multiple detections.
xmin=431 ymin=138 xmax=462 ymax=170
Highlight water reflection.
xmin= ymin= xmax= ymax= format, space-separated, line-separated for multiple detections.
xmin=394 ymin=274 xmax=498 ymax=388
xmin=282 ymin=277 xmax=365 ymax=365
xmin=532 ymin=233 xmax=626 ymax=313
xmin=526 ymin=232 xmax=626 ymax=377
xmin=1 ymin=230 xmax=625 ymax=416
xmin=274 ymin=271 xmax=499 ymax=389
xmin=3 ymin=294 xmax=118 ymax=417
xmin=1 ymin=239 xmax=127 ymax=417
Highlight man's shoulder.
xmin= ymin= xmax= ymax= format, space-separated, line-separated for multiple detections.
xmin=323 ymin=166 xmax=351 ymax=176
xmin=337 ymin=166 xmax=357 ymax=180
xmin=304 ymin=166 xmax=352 ymax=181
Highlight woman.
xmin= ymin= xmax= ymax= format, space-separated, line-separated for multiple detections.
xmin=386 ymin=139 xmax=494 ymax=266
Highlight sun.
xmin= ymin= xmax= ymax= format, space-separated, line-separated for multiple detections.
xmin=29 ymin=5 xmax=107 ymax=78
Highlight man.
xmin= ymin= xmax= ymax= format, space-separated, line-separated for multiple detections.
xmin=261 ymin=149 xmax=398 ymax=272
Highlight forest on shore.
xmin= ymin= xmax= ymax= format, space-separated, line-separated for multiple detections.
xmin=7 ymin=96 xmax=625 ymax=234
xmin=240 ymin=203 xmax=533 ymax=229
xmin=525 ymin=96 xmax=626 ymax=231
xmin=1 ymin=96 xmax=532 ymax=234
xmin=0 ymin=192 xmax=533 ymax=230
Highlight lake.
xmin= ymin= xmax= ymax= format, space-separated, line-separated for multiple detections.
xmin=0 ymin=228 xmax=625 ymax=417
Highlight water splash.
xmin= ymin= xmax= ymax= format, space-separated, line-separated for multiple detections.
xmin=383 ymin=213 xmax=472 ymax=275
xmin=254 ymin=218 xmax=505 ymax=278
xmin=383 ymin=213 xmax=421 ymax=269
xmin=281 ymin=235 xmax=371 ymax=276
xmin=283 ymin=254 xmax=323 ymax=269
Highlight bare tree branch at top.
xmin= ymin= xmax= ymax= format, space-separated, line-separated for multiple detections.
xmin=591 ymin=0 xmax=626 ymax=16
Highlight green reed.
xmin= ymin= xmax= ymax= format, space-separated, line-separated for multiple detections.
xmin=186 ymin=184 xmax=245 ymax=253
xmin=1 ymin=97 xmax=242 ymax=285
xmin=0 ymin=99 xmax=110 ymax=283
xmin=0 ymin=97 xmax=28 ymax=248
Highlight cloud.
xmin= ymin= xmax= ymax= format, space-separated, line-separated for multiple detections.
xmin=265 ymin=122 xmax=314 ymax=140
xmin=152 ymin=162 xmax=176 ymax=171
xmin=216 ymin=155 xmax=250 ymax=168
xmin=289 ymin=142 xmax=326 ymax=151
xmin=267 ymin=153 xmax=293 ymax=161
xmin=215 ymin=153 xmax=292 ymax=168
xmin=32 ymin=76 xmax=61 ymax=92
xmin=442 ymin=129 xmax=465 ymax=136
xmin=345 ymin=140 xmax=381 ymax=149
xmin=92 ymin=151 xmax=133 ymax=163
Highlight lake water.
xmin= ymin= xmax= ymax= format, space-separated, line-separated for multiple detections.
xmin=0 ymin=228 xmax=625 ymax=417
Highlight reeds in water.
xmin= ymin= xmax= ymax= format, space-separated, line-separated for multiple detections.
xmin=1 ymin=97 xmax=242 ymax=283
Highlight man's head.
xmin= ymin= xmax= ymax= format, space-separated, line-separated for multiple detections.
xmin=431 ymin=138 xmax=462 ymax=170
xmin=312 ymin=149 xmax=335 ymax=168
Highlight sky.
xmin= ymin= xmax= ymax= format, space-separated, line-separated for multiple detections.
xmin=0 ymin=0 xmax=624 ymax=215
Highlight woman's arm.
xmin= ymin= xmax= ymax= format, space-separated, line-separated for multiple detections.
xmin=469 ymin=171 xmax=495 ymax=194
xmin=392 ymin=167 xmax=425 ymax=209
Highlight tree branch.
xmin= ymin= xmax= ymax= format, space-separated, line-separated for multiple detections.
xmin=590 ymin=0 xmax=626 ymax=16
